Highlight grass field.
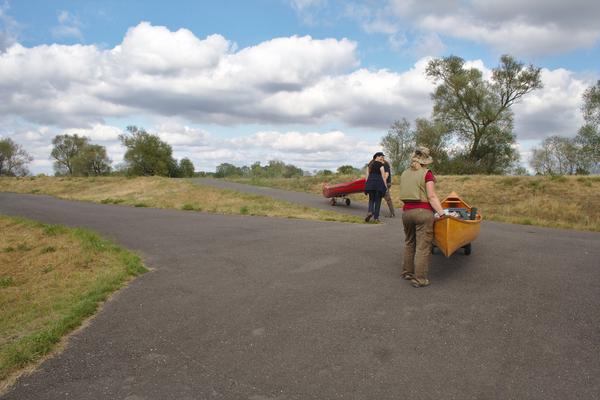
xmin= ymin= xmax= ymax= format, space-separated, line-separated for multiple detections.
xmin=0 ymin=215 xmax=147 ymax=391
xmin=0 ymin=176 xmax=363 ymax=224
xmin=228 ymin=175 xmax=600 ymax=232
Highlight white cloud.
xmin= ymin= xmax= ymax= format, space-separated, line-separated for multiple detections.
xmin=310 ymin=1 xmax=600 ymax=58
xmin=52 ymin=10 xmax=83 ymax=40
xmin=392 ymin=0 xmax=600 ymax=57
xmin=62 ymin=124 xmax=122 ymax=141
xmin=231 ymin=130 xmax=359 ymax=153
xmin=1 ymin=22 xmax=434 ymax=129
xmin=514 ymin=68 xmax=588 ymax=140
xmin=226 ymin=129 xmax=379 ymax=171
xmin=289 ymin=0 xmax=327 ymax=12
xmin=154 ymin=122 xmax=210 ymax=146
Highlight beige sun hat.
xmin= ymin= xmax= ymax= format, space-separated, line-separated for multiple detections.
xmin=412 ymin=146 xmax=433 ymax=165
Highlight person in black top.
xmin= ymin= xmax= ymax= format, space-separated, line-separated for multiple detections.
xmin=382 ymin=155 xmax=395 ymax=217
xmin=364 ymin=152 xmax=388 ymax=222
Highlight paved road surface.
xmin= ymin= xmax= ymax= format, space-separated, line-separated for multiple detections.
xmin=1 ymin=191 xmax=599 ymax=400
xmin=189 ymin=178 xmax=373 ymax=217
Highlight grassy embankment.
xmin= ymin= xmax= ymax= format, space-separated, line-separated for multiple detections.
xmin=0 ymin=215 xmax=147 ymax=391
xmin=0 ymin=176 xmax=363 ymax=224
xmin=228 ymin=175 xmax=600 ymax=232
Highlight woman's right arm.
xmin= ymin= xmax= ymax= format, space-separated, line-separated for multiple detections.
xmin=425 ymin=181 xmax=445 ymax=215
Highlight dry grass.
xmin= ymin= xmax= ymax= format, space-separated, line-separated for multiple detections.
xmin=230 ymin=175 xmax=600 ymax=232
xmin=0 ymin=176 xmax=363 ymax=224
xmin=0 ymin=215 xmax=147 ymax=388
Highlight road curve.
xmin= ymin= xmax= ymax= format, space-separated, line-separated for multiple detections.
xmin=189 ymin=177 xmax=372 ymax=217
xmin=1 ymin=192 xmax=599 ymax=400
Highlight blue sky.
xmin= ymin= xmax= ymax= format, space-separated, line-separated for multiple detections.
xmin=2 ymin=0 xmax=599 ymax=174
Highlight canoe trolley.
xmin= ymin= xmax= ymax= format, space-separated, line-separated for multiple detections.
xmin=329 ymin=196 xmax=352 ymax=206
xmin=322 ymin=178 xmax=366 ymax=207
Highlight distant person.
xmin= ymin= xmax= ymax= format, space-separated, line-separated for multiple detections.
xmin=364 ymin=152 xmax=388 ymax=223
xmin=398 ymin=147 xmax=445 ymax=288
xmin=381 ymin=156 xmax=395 ymax=217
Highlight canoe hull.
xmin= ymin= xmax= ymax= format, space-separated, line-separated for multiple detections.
xmin=434 ymin=216 xmax=481 ymax=257
xmin=322 ymin=178 xmax=366 ymax=198
xmin=433 ymin=192 xmax=482 ymax=258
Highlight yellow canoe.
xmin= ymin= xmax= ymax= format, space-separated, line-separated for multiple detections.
xmin=433 ymin=192 xmax=482 ymax=258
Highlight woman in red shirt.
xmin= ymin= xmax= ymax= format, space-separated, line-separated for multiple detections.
xmin=398 ymin=147 xmax=445 ymax=288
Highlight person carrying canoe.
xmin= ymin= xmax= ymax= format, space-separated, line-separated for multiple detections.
xmin=398 ymin=147 xmax=446 ymax=288
xmin=364 ymin=152 xmax=388 ymax=223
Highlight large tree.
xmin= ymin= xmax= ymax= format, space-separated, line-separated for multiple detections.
xmin=178 ymin=157 xmax=196 ymax=178
xmin=0 ymin=138 xmax=32 ymax=176
xmin=72 ymin=144 xmax=112 ymax=176
xmin=380 ymin=119 xmax=416 ymax=174
xmin=50 ymin=134 xmax=89 ymax=176
xmin=426 ymin=54 xmax=542 ymax=174
xmin=119 ymin=126 xmax=177 ymax=176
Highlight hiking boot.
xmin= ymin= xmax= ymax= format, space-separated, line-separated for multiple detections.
xmin=401 ymin=272 xmax=414 ymax=280
xmin=365 ymin=212 xmax=373 ymax=222
xmin=410 ymin=279 xmax=430 ymax=288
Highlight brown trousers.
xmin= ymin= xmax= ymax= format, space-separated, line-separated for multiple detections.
xmin=384 ymin=183 xmax=395 ymax=216
xmin=401 ymin=208 xmax=434 ymax=284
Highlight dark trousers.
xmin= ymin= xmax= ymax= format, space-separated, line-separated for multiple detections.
xmin=367 ymin=191 xmax=383 ymax=219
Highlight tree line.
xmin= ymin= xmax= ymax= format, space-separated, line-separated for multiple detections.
xmin=213 ymin=161 xmax=361 ymax=178
xmin=0 ymin=126 xmax=196 ymax=178
xmin=0 ymin=123 xmax=358 ymax=178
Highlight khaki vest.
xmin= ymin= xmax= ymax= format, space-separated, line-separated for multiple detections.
xmin=398 ymin=168 xmax=429 ymax=202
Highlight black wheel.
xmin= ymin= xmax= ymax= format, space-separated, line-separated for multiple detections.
xmin=463 ymin=243 xmax=472 ymax=255
xmin=330 ymin=198 xmax=337 ymax=206
xmin=345 ymin=198 xmax=351 ymax=206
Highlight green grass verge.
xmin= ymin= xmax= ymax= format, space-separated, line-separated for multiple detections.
xmin=0 ymin=215 xmax=147 ymax=385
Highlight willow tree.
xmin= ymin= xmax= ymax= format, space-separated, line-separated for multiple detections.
xmin=426 ymin=55 xmax=542 ymax=174
xmin=0 ymin=138 xmax=32 ymax=176
xmin=380 ymin=118 xmax=415 ymax=174
xmin=51 ymin=134 xmax=89 ymax=176
xmin=576 ymin=81 xmax=600 ymax=173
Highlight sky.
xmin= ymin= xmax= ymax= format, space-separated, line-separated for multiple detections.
xmin=1 ymin=0 xmax=599 ymax=175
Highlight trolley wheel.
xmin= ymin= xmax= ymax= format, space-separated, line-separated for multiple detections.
xmin=330 ymin=198 xmax=337 ymax=206
xmin=463 ymin=243 xmax=472 ymax=255
xmin=345 ymin=198 xmax=351 ymax=206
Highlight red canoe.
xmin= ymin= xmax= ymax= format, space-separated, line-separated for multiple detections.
xmin=322 ymin=178 xmax=366 ymax=206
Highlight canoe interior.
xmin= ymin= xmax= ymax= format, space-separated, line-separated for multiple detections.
xmin=433 ymin=192 xmax=482 ymax=258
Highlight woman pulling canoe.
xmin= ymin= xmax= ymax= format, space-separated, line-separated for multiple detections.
xmin=398 ymin=147 xmax=446 ymax=288
xmin=364 ymin=152 xmax=388 ymax=223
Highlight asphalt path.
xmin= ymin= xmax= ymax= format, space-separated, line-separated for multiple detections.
xmin=1 ymin=190 xmax=600 ymax=400
xmin=189 ymin=178 xmax=372 ymax=217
